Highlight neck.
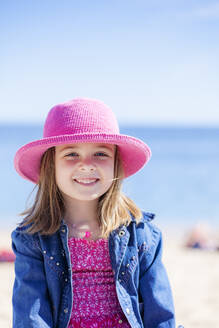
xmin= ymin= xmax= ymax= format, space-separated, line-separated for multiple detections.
xmin=62 ymin=196 xmax=102 ymax=240
xmin=63 ymin=196 xmax=99 ymax=226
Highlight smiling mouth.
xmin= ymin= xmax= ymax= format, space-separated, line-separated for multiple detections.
xmin=74 ymin=178 xmax=99 ymax=186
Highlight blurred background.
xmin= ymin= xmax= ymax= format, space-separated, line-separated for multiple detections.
xmin=1 ymin=1 xmax=219 ymax=327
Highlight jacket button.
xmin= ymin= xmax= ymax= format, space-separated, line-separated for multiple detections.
xmin=43 ymin=250 xmax=46 ymax=254
xmin=121 ymin=272 xmax=125 ymax=275
xmin=119 ymin=319 xmax=123 ymax=323
xmin=50 ymin=256 xmax=54 ymax=260
xmin=56 ymin=262 xmax=60 ymax=266
xmin=64 ymin=308 xmax=68 ymax=313
xmin=126 ymin=308 xmax=130 ymax=315
xmin=118 ymin=230 xmax=125 ymax=237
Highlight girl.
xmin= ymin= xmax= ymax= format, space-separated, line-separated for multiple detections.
xmin=12 ymin=98 xmax=175 ymax=328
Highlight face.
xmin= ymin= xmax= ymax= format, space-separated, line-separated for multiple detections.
xmin=55 ymin=143 xmax=115 ymax=203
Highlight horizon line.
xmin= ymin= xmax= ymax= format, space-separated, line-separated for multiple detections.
xmin=0 ymin=121 xmax=219 ymax=129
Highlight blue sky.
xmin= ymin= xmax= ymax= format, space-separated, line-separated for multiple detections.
xmin=1 ymin=0 xmax=219 ymax=125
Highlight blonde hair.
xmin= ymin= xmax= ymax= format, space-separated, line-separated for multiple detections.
xmin=19 ymin=145 xmax=143 ymax=238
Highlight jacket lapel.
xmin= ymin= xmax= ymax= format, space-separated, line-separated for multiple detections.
xmin=108 ymin=225 xmax=130 ymax=279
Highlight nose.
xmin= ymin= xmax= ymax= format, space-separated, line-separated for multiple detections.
xmin=78 ymin=158 xmax=95 ymax=172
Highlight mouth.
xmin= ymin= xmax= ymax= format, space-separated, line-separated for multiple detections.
xmin=73 ymin=178 xmax=99 ymax=186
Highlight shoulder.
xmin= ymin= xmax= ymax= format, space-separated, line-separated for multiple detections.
xmin=11 ymin=222 xmax=35 ymax=241
xmin=134 ymin=210 xmax=162 ymax=251
xmin=11 ymin=224 xmax=42 ymax=256
xmin=140 ymin=211 xmax=156 ymax=223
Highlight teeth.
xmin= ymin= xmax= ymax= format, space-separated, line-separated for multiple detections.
xmin=75 ymin=179 xmax=97 ymax=184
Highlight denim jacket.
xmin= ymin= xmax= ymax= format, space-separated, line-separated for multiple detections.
xmin=11 ymin=211 xmax=175 ymax=328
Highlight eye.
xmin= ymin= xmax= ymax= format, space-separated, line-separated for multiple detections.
xmin=65 ymin=152 xmax=79 ymax=158
xmin=94 ymin=152 xmax=109 ymax=157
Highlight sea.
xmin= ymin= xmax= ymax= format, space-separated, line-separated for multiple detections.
xmin=1 ymin=124 xmax=219 ymax=230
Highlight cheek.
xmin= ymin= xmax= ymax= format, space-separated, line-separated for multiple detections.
xmin=99 ymin=161 xmax=114 ymax=176
xmin=55 ymin=166 xmax=63 ymax=189
xmin=55 ymin=159 xmax=76 ymax=174
xmin=55 ymin=161 xmax=70 ymax=186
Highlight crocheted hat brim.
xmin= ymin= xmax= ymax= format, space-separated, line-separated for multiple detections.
xmin=14 ymin=133 xmax=151 ymax=183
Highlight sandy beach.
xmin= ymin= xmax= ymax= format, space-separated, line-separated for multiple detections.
xmin=1 ymin=228 xmax=219 ymax=328
xmin=162 ymin=230 xmax=219 ymax=328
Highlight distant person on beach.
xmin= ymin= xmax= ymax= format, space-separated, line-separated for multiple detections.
xmin=185 ymin=222 xmax=219 ymax=251
xmin=11 ymin=98 xmax=175 ymax=327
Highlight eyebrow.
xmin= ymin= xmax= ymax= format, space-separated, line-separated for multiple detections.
xmin=59 ymin=144 xmax=115 ymax=152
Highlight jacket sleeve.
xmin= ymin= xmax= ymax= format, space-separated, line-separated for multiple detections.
xmin=138 ymin=225 xmax=175 ymax=328
xmin=11 ymin=229 xmax=53 ymax=328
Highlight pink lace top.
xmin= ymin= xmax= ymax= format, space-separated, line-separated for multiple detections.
xmin=67 ymin=237 xmax=131 ymax=328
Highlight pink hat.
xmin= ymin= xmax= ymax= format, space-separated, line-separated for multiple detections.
xmin=14 ymin=98 xmax=151 ymax=183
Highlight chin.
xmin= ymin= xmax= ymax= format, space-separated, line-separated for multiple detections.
xmin=70 ymin=194 xmax=101 ymax=202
